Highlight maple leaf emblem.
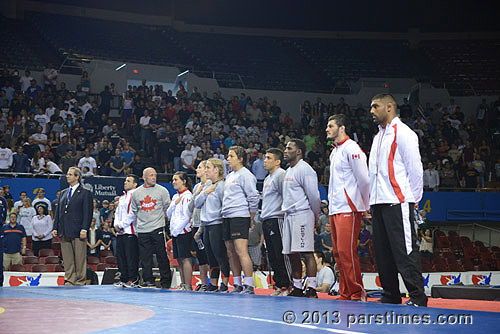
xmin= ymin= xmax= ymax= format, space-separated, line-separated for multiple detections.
xmin=140 ymin=195 xmax=157 ymax=212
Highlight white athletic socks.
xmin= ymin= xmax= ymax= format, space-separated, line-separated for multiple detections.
xmin=234 ymin=276 xmax=242 ymax=286
xmin=308 ymin=277 xmax=317 ymax=289
xmin=293 ymin=278 xmax=302 ymax=289
xmin=245 ymin=276 xmax=254 ymax=287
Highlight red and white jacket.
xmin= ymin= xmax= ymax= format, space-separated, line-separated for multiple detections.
xmin=167 ymin=188 xmax=193 ymax=237
xmin=328 ymin=137 xmax=370 ymax=214
xmin=368 ymin=117 xmax=423 ymax=205
xmin=114 ymin=189 xmax=138 ymax=236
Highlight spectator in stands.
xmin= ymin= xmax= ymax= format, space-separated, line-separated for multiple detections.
xmin=98 ymin=141 xmax=113 ymax=176
xmin=251 ymin=151 xmax=267 ymax=188
xmin=33 ymin=188 xmax=52 ymax=216
xmin=2 ymin=212 xmax=27 ymax=270
xmin=462 ymin=161 xmax=480 ymax=190
xmin=101 ymin=220 xmax=116 ymax=256
xmin=319 ymin=222 xmax=333 ymax=262
xmin=472 ymin=153 xmax=486 ymax=188
xmin=26 ymin=79 xmax=42 ymax=100
xmin=248 ymin=217 xmax=264 ymax=271
xmin=130 ymin=154 xmax=147 ymax=176
xmin=43 ymin=63 xmax=58 ymax=90
xmin=139 ymin=109 xmax=152 ymax=152
xmin=419 ymin=228 xmax=433 ymax=263
xmin=180 ymin=142 xmax=196 ymax=175
xmin=423 ymin=162 xmax=440 ymax=191
xmin=78 ymin=149 xmax=97 ymax=175
xmin=99 ymin=200 xmax=110 ymax=227
xmin=12 ymin=145 xmax=30 ymax=173
xmin=19 ymin=70 xmax=33 ymax=92
xmin=439 ymin=160 xmax=458 ymax=190
xmin=399 ymin=98 xmax=413 ymax=119
xmin=317 ymin=200 xmax=329 ymax=233
xmin=476 ymin=99 xmax=488 ymax=128
xmin=107 ymin=123 xmax=122 ymax=149
xmin=2 ymin=185 xmax=12 ymax=202
xmin=0 ymin=140 xmax=13 ymax=171
xmin=357 ymin=220 xmax=371 ymax=258
xmin=98 ymin=85 xmax=113 ymax=115
xmin=13 ymin=191 xmax=26 ymax=212
xmin=109 ymin=148 xmax=126 ymax=177
xmin=43 ymin=154 xmax=63 ymax=174
xmin=87 ymin=218 xmax=102 ymax=258
xmin=31 ymin=150 xmax=45 ymax=173
xmin=31 ymin=204 xmax=53 ymax=256
xmin=335 ymin=97 xmax=350 ymax=115
xmin=314 ymin=251 xmax=335 ymax=293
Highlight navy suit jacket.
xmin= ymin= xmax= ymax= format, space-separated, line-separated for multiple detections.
xmin=53 ymin=184 xmax=93 ymax=238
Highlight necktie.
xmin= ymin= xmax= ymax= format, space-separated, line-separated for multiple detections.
xmin=67 ymin=188 xmax=73 ymax=202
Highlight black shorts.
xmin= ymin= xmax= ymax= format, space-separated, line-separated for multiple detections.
xmin=192 ymin=227 xmax=208 ymax=265
xmin=172 ymin=231 xmax=194 ymax=259
xmin=222 ymin=217 xmax=250 ymax=241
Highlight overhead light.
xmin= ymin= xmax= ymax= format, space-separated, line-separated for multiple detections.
xmin=177 ymin=70 xmax=189 ymax=77
xmin=115 ymin=63 xmax=127 ymax=71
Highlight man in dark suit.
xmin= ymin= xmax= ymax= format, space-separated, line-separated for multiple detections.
xmin=53 ymin=167 xmax=93 ymax=285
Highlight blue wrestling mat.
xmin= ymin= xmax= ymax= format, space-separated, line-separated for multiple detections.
xmin=0 ymin=286 xmax=496 ymax=333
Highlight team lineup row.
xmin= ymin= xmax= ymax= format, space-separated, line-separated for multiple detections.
xmin=52 ymin=94 xmax=427 ymax=305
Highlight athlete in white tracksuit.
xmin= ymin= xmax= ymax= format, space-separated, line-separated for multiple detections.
xmin=369 ymin=94 xmax=427 ymax=307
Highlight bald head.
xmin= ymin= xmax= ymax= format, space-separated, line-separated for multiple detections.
xmin=143 ymin=167 xmax=157 ymax=187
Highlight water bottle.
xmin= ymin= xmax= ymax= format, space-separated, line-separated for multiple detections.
xmin=196 ymin=238 xmax=205 ymax=250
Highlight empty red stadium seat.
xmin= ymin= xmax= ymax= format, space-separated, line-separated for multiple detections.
xmin=101 ymin=250 xmax=114 ymax=257
xmin=447 ymin=263 xmax=464 ymax=272
xmin=89 ymin=264 xmax=98 ymax=271
xmin=474 ymin=240 xmax=485 ymax=248
xmin=104 ymin=256 xmax=117 ymax=264
xmin=42 ymin=256 xmax=60 ymax=265
xmin=8 ymin=264 xmax=27 ymax=271
xmin=437 ymin=237 xmax=450 ymax=249
xmin=87 ymin=256 xmax=100 ymax=265
xmin=24 ymin=249 xmax=34 ymax=256
xmin=52 ymin=242 xmax=61 ymax=251
xmin=39 ymin=249 xmax=55 ymax=257
xmin=54 ymin=264 xmax=65 ymax=272
xmin=463 ymin=247 xmax=477 ymax=259
xmin=460 ymin=236 xmax=473 ymax=247
xmin=22 ymin=256 xmax=39 ymax=265
xmin=359 ymin=257 xmax=373 ymax=264
xmin=474 ymin=264 xmax=490 ymax=271
xmin=96 ymin=263 xmax=109 ymax=271
xmin=421 ymin=263 xmax=434 ymax=272
xmin=45 ymin=264 xmax=57 ymax=272
xmin=31 ymin=264 xmax=49 ymax=272
xmin=434 ymin=230 xmax=446 ymax=239
xmin=434 ymin=263 xmax=450 ymax=272
xmin=448 ymin=230 xmax=459 ymax=239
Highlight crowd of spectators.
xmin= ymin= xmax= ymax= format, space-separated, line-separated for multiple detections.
xmin=0 ymin=65 xmax=499 ymax=191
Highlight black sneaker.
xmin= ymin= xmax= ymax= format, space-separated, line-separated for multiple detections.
xmin=219 ymin=282 xmax=229 ymax=293
xmin=289 ymin=287 xmax=305 ymax=297
xmin=230 ymin=284 xmax=243 ymax=293
xmin=241 ymin=285 xmax=255 ymax=295
xmin=206 ymin=284 xmax=219 ymax=292
xmin=304 ymin=287 xmax=318 ymax=298
xmin=139 ymin=281 xmax=156 ymax=288
xmin=377 ymin=297 xmax=402 ymax=304
xmin=405 ymin=298 xmax=428 ymax=307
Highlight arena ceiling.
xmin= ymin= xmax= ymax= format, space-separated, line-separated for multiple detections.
xmin=35 ymin=0 xmax=499 ymax=32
